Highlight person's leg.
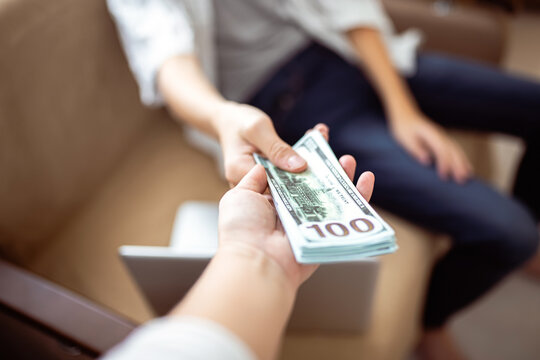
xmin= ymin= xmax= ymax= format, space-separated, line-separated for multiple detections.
xmin=322 ymin=113 xmax=538 ymax=360
xmin=407 ymin=53 xmax=540 ymax=220
xmin=330 ymin=119 xmax=539 ymax=324
xmin=249 ymin=46 xmax=538 ymax=358
xmin=291 ymin=101 xmax=539 ymax=330
xmin=408 ymin=53 xmax=540 ymax=296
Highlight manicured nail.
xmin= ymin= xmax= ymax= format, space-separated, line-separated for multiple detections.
xmin=288 ymin=155 xmax=306 ymax=169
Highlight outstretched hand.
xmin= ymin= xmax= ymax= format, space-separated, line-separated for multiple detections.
xmin=218 ymin=149 xmax=374 ymax=289
xmin=214 ymin=102 xmax=319 ymax=186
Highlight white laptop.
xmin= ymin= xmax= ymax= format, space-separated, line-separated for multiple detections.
xmin=120 ymin=201 xmax=380 ymax=332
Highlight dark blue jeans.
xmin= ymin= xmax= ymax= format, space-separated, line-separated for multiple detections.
xmin=248 ymin=43 xmax=540 ymax=328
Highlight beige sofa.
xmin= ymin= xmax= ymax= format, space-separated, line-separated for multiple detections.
xmin=0 ymin=0 xmax=508 ymax=359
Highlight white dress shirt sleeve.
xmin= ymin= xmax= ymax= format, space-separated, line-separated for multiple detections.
xmin=107 ymin=0 xmax=195 ymax=106
xmin=101 ymin=316 xmax=257 ymax=360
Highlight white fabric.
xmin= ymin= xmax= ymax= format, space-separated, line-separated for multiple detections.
xmin=102 ymin=316 xmax=257 ymax=360
xmin=285 ymin=0 xmax=422 ymax=76
xmin=107 ymin=0 xmax=216 ymax=106
xmin=107 ymin=0 xmax=422 ymax=106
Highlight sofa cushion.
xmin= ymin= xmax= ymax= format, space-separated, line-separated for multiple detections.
xmin=24 ymin=119 xmax=229 ymax=323
xmin=0 ymin=0 xmax=166 ymax=260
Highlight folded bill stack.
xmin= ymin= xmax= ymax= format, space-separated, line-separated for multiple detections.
xmin=255 ymin=131 xmax=397 ymax=264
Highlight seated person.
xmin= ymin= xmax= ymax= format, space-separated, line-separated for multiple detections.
xmin=103 ymin=150 xmax=375 ymax=360
xmin=107 ymin=1 xmax=540 ymax=358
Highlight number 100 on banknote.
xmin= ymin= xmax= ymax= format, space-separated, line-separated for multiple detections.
xmin=302 ymin=215 xmax=383 ymax=242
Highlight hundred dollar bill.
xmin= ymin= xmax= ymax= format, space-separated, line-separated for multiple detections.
xmin=254 ymin=130 xmax=397 ymax=264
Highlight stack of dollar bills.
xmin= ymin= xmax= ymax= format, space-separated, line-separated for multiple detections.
xmin=254 ymin=131 xmax=397 ymax=264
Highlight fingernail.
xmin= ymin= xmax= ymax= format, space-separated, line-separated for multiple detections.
xmin=288 ymin=155 xmax=306 ymax=169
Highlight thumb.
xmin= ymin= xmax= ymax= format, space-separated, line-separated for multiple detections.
xmin=235 ymin=164 xmax=268 ymax=194
xmin=242 ymin=118 xmax=307 ymax=172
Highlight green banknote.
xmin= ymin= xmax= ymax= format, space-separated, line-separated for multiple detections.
xmin=254 ymin=131 xmax=397 ymax=264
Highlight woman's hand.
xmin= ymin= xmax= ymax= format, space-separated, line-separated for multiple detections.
xmin=389 ymin=110 xmax=472 ymax=184
xmin=347 ymin=27 xmax=472 ymax=184
xmin=213 ymin=102 xmax=320 ymax=186
xmin=217 ymin=153 xmax=375 ymax=290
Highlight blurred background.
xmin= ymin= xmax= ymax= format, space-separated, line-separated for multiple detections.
xmin=0 ymin=0 xmax=539 ymax=359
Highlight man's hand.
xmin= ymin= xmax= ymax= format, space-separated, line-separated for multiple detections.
xmin=213 ymin=102 xmax=321 ymax=186
xmin=389 ymin=110 xmax=472 ymax=184
xmin=218 ymin=156 xmax=374 ymax=289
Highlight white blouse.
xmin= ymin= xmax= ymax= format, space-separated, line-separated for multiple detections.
xmin=107 ymin=0 xmax=421 ymax=106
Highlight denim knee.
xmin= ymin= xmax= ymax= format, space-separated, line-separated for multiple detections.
xmin=478 ymin=205 xmax=539 ymax=268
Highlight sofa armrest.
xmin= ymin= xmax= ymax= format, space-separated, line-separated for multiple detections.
xmin=384 ymin=0 xmax=507 ymax=64
xmin=0 ymin=259 xmax=136 ymax=355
